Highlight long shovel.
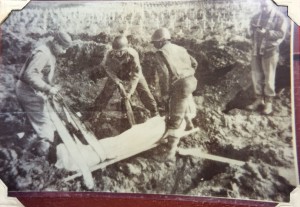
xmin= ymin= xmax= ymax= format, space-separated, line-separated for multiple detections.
xmin=121 ymin=97 xmax=136 ymax=127
xmin=118 ymin=84 xmax=136 ymax=127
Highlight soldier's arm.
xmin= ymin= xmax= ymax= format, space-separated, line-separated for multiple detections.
xmin=104 ymin=54 xmax=122 ymax=85
xmin=155 ymin=51 xmax=170 ymax=97
xmin=267 ymin=13 xmax=287 ymax=41
xmin=248 ymin=15 xmax=257 ymax=39
xmin=105 ymin=67 xmax=122 ymax=85
xmin=100 ymin=45 xmax=111 ymax=69
xmin=127 ymin=51 xmax=142 ymax=96
xmin=22 ymin=51 xmax=52 ymax=93
xmin=190 ymin=55 xmax=198 ymax=70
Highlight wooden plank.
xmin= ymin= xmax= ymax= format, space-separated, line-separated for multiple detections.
xmin=177 ymin=148 xmax=245 ymax=166
xmin=47 ymin=100 xmax=94 ymax=189
xmin=64 ymin=127 xmax=200 ymax=182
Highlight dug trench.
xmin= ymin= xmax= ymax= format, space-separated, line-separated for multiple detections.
xmin=0 ymin=30 xmax=295 ymax=202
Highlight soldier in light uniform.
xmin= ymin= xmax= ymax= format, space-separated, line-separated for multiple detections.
xmin=16 ymin=31 xmax=72 ymax=156
xmin=151 ymin=28 xmax=198 ymax=162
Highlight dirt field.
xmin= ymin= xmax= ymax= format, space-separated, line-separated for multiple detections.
xmin=0 ymin=0 xmax=297 ymax=203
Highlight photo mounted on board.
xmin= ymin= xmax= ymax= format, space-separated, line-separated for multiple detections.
xmin=0 ymin=0 xmax=298 ymax=203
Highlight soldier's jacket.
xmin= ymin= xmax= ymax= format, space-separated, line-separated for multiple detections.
xmin=18 ymin=44 xmax=56 ymax=93
xmin=102 ymin=47 xmax=142 ymax=95
xmin=155 ymin=42 xmax=198 ymax=96
xmin=250 ymin=8 xmax=287 ymax=57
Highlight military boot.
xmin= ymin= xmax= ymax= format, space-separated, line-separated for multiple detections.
xmin=150 ymin=110 xmax=160 ymax=118
xmin=262 ymin=96 xmax=273 ymax=115
xmin=164 ymin=135 xmax=180 ymax=163
xmin=31 ymin=139 xmax=51 ymax=157
xmin=153 ymin=128 xmax=181 ymax=164
xmin=246 ymin=95 xmax=265 ymax=111
xmin=185 ymin=116 xmax=194 ymax=131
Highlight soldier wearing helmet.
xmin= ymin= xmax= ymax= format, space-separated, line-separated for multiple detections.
xmin=15 ymin=31 xmax=73 ymax=157
xmin=93 ymin=35 xmax=159 ymax=118
xmin=151 ymin=28 xmax=198 ymax=162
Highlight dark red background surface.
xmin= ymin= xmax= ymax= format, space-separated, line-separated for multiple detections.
xmin=2 ymin=12 xmax=300 ymax=207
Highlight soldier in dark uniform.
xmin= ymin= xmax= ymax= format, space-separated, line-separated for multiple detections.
xmin=246 ymin=0 xmax=287 ymax=114
xmin=93 ymin=35 xmax=159 ymax=118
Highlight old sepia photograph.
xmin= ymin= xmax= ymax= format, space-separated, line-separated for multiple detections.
xmin=0 ymin=0 xmax=298 ymax=203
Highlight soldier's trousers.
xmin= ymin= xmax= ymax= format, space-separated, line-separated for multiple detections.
xmin=15 ymin=80 xmax=54 ymax=142
xmin=251 ymin=53 xmax=279 ymax=97
xmin=167 ymin=76 xmax=197 ymax=129
xmin=94 ymin=76 xmax=158 ymax=115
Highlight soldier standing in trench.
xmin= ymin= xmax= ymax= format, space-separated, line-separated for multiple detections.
xmin=92 ymin=35 xmax=159 ymax=119
xmin=151 ymin=28 xmax=198 ymax=162
xmin=246 ymin=0 xmax=287 ymax=115
xmin=16 ymin=31 xmax=73 ymax=157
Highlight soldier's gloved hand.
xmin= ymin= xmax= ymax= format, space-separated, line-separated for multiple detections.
xmin=162 ymin=95 xmax=169 ymax=103
xmin=54 ymin=92 xmax=63 ymax=102
xmin=89 ymin=70 xmax=98 ymax=83
xmin=256 ymin=28 xmax=266 ymax=35
xmin=125 ymin=92 xmax=133 ymax=100
xmin=116 ymin=81 xmax=123 ymax=88
xmin=100 ymin=62 xmax=106 ymax=68
xmin=117 ymin=81 xmax=126 ymax=97
xmin=49 ymin=86 xmax=60 ymax=96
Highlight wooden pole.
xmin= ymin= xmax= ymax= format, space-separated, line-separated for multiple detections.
xmin=177 ymin=148 xmax=245 ymax=166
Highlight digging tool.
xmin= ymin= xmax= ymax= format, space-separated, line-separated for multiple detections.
xmin=47 ymin=98 xmax=94 ymax=189
xmin=117 ymin=83 xmax=136 ymax=127
xmin=177 ymin=148 xmax=245 ymax=166
xmin=121 ymin=97 xmax=136 ymax=127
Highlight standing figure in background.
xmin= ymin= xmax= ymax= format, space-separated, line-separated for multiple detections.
xmin=93 ymin=35 xmax=159 ymax=118
xmin=16 ymin=31 xmax=72 ymax=156
xmin=246 ymin=0 xmax=287 ymax=115
xmin=151 ymin=28 xmax=198 ymax=162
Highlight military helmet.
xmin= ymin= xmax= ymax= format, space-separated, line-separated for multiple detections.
xmin=151 ymin=28 xmax=171 ymax=42
xmin=112 ymin=35 xmax=128 ymax=50
xmin=54 ymin=31 xmax=72 ymax=48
